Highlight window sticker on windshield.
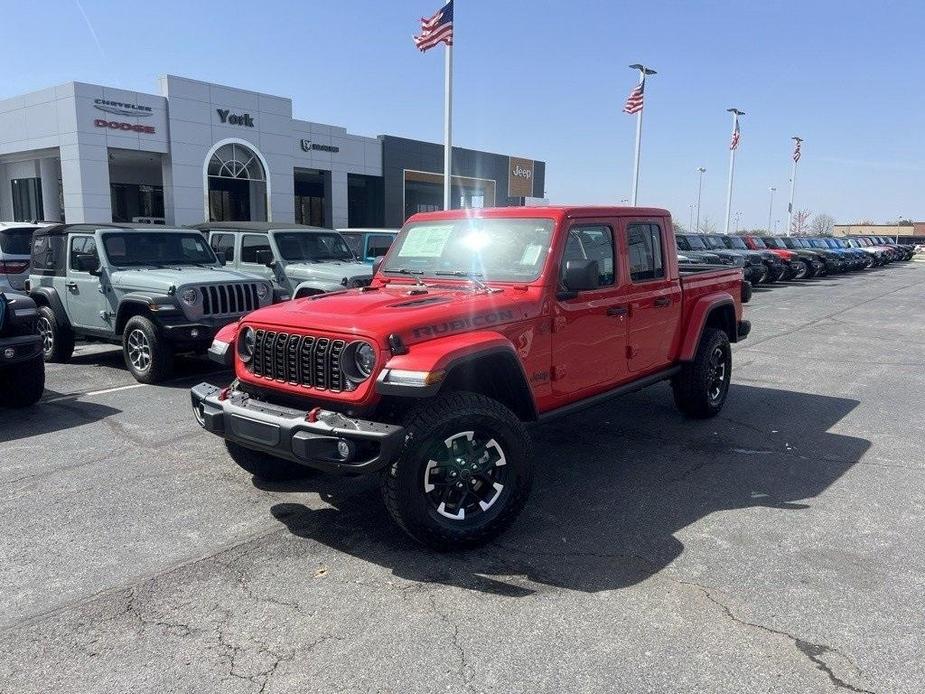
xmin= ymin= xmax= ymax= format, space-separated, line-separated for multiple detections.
xmin=398 ymin=226 xmax=453 ymax=258
xmin=520 ymin=244 xmax=543 ymax=266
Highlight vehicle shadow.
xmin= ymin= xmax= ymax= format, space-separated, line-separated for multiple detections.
xmin=0 ymin=389 xmax=121 ymax=442
xmin=263 ymin=383 xmax=869 ymax=595
xmin=64 ymin=345 xmax=228 ymax=389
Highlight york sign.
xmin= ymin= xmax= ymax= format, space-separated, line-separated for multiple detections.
xmin=216 ymin=109 xmax=254 ymax=127
xmin=94 ymin=119 xmax=156 ymax=134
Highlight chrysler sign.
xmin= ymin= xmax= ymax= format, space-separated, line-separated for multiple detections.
xmin=94 ymin=99 xmax=153 ymax=117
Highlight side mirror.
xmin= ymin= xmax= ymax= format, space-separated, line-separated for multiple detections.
xmin=215 ymin=250 xmax=226 ymax=266
xmin=255 ymin=249 xmax=275 ymax=268
xmin=372 ymin=256 xmax=385 ymax=276
xmin=75 ymin=253 xmax=101 ymax=275
xmin=561 ymin=259 xmax=600 ymax=293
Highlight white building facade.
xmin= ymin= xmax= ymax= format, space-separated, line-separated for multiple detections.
xmin=0 ymin=75 xmax=383 ymax=228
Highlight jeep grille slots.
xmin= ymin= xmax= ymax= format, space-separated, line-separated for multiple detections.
xmin=250 ymin=330 xmax=346 ymax=392
xmin=199 ymin=283 xmax=260 ymax=316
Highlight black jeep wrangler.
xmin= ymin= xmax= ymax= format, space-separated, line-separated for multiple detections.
xmin=0 ymin=291 xmax=44 ymax=407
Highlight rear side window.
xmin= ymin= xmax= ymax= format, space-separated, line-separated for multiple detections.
xmin=31 ymin=234 xmax=67 ymax=275
xmin=367 ymin=234 xmax=394 ymax=259
xmin=241 ymin=234 xmax=271 ymax=263
xmin=627 ymin=223 xmax=665 ymax=282
xmin=210 ymin=233 xmax=235 ymax=262
xmin=0 ymin=227 xmax=35 ymax=255
xmin=562 ymin=225 xmax=615 ymax=286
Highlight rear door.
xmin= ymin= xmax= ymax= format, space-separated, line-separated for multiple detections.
xmin=622 ymin=219 xmax=682 ymax=373
xmin=550 ymin=220 xmax=630 ymax=398
xmin=64 ymin=234 xmax=109 ymax=331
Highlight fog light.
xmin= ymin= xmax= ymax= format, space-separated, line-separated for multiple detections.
xmin=3 ymin=348 xmax=14 ymax=359
xmin=337 ymin=439 xmax=354 ymax=460
xmin=190 ymin=328 xmax=200 ymax=339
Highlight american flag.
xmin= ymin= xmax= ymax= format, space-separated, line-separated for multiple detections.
xmin=729 ymin=119 xmax=741 ymax=150
xmin=413 ymin=1 xmax=454 ymax=52
xmin=793 ymin=139 xmax=802 ymax=162
xmin=623 ymin=80 xmax=645 ymax=114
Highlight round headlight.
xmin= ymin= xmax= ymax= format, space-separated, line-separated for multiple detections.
xmin=354 ymin=342 xmax=376 ymax=378
xmin=181 ymin=288 xmax=199 ymax=305
xmin=239 ymin=327 xmax=256 ymax=363
xmin=256 ymin=283 xmax=270 ymax=300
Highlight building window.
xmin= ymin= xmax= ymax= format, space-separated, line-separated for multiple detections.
xmin=294 ymin=169 xmax=327 ymax=227
xmin=207 ymin=143 xmax=267 ymax=222
xmin=110 ymin=184 xmax=164 ymax=223
xmin=347 ymin=174 xmax=384 ymax=228
xmin=11 ymin=178 xmax=43 ymax=222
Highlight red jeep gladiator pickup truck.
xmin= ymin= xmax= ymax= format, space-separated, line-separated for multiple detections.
xmin=192 ymin=206 xmax=750 ymax=549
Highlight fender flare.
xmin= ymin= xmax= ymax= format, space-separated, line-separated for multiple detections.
xmin=28 ymin=287 xmax=70 ymax=329
xmin=376 ymin=330 xmax=538 ymax=419
xmin=679 ymin=293 xmax=737 ymax=361
xmin=115 ymin=295 xmax=173 ymax=335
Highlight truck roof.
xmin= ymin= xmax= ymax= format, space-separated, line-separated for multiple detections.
xmin=407 ymin=205 xmax=670 ymax=223
xmin=190 ymin=222 xmax=330 ymax=233
xmin=34 ymin=224 xmax=205 ymax=237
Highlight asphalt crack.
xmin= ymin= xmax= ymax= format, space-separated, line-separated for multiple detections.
xmin=426 ymin=592 xmax=475 ymax=690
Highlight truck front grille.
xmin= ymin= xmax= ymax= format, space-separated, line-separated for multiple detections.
xmin=199 ymin=283 xmax=260 ymax=316
xmin=251 ymin=330 xmax=346 ymax=391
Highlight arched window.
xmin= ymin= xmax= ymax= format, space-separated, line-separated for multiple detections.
xmin=207 ymin=143 xmax=266 ymax=182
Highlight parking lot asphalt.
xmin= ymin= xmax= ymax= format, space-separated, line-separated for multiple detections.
xmin=2 ymin=263 xmax=924 ymax=694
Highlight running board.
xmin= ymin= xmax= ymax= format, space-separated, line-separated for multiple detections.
xmin=534 ymin=366 xmax=681 ymax=424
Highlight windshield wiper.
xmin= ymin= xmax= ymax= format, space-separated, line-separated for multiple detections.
xmin=433 ymin=270 xmax=491 ymax=292
xmin=383 ymin=268 xmax=426 ymax=286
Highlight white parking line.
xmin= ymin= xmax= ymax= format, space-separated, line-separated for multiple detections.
xmin=43 ymin=383 xmax=148 ymax=403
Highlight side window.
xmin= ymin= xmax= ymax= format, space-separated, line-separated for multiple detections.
xmin=241 ymin=234 xmax=272 ymax=264
xmin=676 ymin=235 xmax=691 ymax=251
xmin=210 ymin=233 xmax=235 ymax=262
xmin=367 ymin=235 xmax=394 ymax=259
xmin=341 ymin=233 xmax=362 ymax=256
xmin=627 ymin=223 xmax=666 ymax=282
xmin=69 ymin=235 xmax=97 ymax=271
xmin=561 ymin=224 xmax=615 ymax=286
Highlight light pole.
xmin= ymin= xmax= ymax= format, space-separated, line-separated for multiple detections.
xmin=696 ymin=167 xmax=706 ymax=232
xmin=734 ymin=211 xmax=742 ymax=233
xmin=628 ymin=64 xmax=656 ymax=205
xmin=775 ymin=219 xmax=780 ymax=233
xmin=787 ymin=136 xmax=803 ymax=236
xmin=768 ymin=186 xmax=776 ymax=232
xmin=724 ymin=108 xmax=745 ymax=234
xmin=896 ymin=216 xmax=901 ymax=243
xmin=689 ymin=203 xmax=695 ymax=232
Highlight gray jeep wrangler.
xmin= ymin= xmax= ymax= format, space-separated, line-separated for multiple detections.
xmin=193 ymin=222 xmax=372 ymax=300
xmin=28 ymin=224 xmax=272 ymax=384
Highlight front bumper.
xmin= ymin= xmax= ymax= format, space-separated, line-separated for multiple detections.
xmin=0 ymin=334 xmax=42 ymax=366
xmin=190 ymin=382 xmax=405 ymax=474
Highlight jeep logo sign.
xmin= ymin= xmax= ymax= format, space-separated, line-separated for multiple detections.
xmin=508 ymin=157 xmax=535 ymax=197
xmin=216 ymin=109 xmax=255 ymax=127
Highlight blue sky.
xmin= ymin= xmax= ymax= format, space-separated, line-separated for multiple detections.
xmin=3 ymin=0 xmax=923 ymax=228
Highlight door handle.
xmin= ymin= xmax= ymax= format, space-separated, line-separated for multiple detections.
xmin=65 ymin=281 xmax=78 ymax=290
xmin=654 ymin=296 xmax=671 ymax=307
xmin=607 ymin=306 xmax=628 ymax=317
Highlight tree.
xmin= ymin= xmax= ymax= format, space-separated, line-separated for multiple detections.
xmin=697 ymin=216 xmax=717 ymax=234
xmin=894 ymin=218 xmax=914 ymax=226
xmin=810 ymin=213 xmax=835 ymax=236
xmin=672 ymin=221 xmax=687 ymax=234
xmin=791 ymin=209 xmax=812 ymax=235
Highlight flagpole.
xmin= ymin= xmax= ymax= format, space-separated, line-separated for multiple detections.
xmin=628 ymin=64 xmax=655 ymax=206
xmin=723 ymin=108 xmax=744 ymax=234
xmin=787 ymin=136 xmax=801 ymax=236
xmin=443 ymin=41 xmax=453 ymax=210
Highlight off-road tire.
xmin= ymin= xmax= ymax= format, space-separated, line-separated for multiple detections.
xmin=800 ymin=259 xmax=816 ymax=279
xmin=122 ymin=315 xmax=173 ymax=384
xmin=224 ymin=441 xmax=314 ymax=481
xmin=37 ymin=305 xmax=74 ymax=363
xmin=792 ymin=259 xmax=810 ymax=280
xmin=1 ymin=355 xmax=45 ymax=407
xmin=381 ymin=391 xmax=533 ymax=551
xmin=672 ymin=328 xmax=732 ymax=419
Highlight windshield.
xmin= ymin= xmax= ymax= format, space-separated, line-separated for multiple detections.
xmin=0 ymin=227 xmax=35 ymax=255
xmin=102 ymin=232 xmax=217 ymax=266
xmin=750 ymin=237 xmax=767 ymax=248
xmin=724 ymin=236 xmax=748 ymax=250
xmin=272 ymin=231 xmax=354 ymax=262
xmin=682 ymin=235 xmax=707 ymax=250
xmin=703 ymin=236 xmax=726 ymax=250
xmin=383 ymin=218 xmax=555 ymax=282
xmin=809 ymin=239 xmax=828 ymax=248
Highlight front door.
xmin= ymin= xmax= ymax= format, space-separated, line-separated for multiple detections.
xmin=550 ymin=221 xmax=630 ymax=399
xmin=64 ymin=234 xmax=110 ymax=331
xmin=623 ymin=220 xmax=682 ymax=373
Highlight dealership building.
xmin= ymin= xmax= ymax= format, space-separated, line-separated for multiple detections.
xmin=0 ymin=75 xmax=545 ymax=228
